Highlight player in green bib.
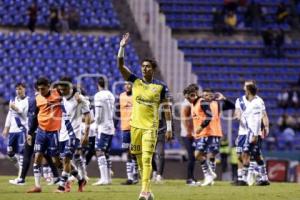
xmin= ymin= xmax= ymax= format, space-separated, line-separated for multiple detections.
xmin=117 ymin=33 xmax=172 ymax=200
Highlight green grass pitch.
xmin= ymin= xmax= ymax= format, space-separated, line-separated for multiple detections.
xmin=0 ymin=176 xmax=299 ymax=200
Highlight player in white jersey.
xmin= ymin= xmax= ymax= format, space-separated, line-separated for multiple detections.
xmin=55 ymin=77 xmax=91 ymax=192
xmin=234 ymin=80 xmax=270 ymax=186
xmin=2 ymin=83 xmax=29 ymax=183
xmin=92 ymin=77 xmax=115 ymax=186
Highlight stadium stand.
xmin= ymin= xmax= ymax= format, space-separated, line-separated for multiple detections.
xmin=0 ymin=0 xmax=120 ymax=28
xmin=157 ymin=0 xmax=291 ymax=31
xmin=0 ymin=32 xmax=141 ymax=98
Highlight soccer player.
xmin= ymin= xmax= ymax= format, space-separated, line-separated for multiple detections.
xmin=186 ymin=86 xmax=234 ymax=186
xmin=27 ymin=77 xmax=62 ymax=193
xmin=93 ymin=77 xmax=115 ymax=185
xmin=117 ymin=33 xmax=172 ymax=200
xmin=120 ymin=81 xmax=139 ymax=185
xmin=181 ymin=85 xmax=197 ymax=185
xmin=55 ymin=77 xmax=90 ymax=192
xmin=2 ymin=83 xmax=29 ymax=184
xmin=234 ymin=80 xmax=270 ymax=186
xmin=8 ymin=90 xmax=60 ymax=186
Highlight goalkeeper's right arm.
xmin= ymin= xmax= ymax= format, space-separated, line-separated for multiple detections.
xmin=117 ymin=33 xmax=132 ymax=81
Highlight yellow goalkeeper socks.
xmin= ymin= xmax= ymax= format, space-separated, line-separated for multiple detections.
xmin=141 ymin=151 xmax=153 ymax=193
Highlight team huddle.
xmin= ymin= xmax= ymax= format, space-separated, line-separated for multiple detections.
xmin=2 ymin=33 xmax=270 ymax=200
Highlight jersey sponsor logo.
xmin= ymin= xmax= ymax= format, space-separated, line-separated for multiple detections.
xmin=136 ymin=96 xmax=156 ymax=106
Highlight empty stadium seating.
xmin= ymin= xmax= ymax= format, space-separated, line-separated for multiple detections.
xmin=0 ymin=32 xmax=141 ymax=98
xmin=158 ymin=0 xmax=290 ymax=31
xmin=0 ymin=0 xmax=120 ymax=28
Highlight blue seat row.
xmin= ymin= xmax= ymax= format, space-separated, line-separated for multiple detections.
xmin=0 ymin=0 xmax=120 ymax=28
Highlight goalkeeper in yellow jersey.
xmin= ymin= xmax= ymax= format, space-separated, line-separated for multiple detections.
xmin=117 ymin=33 xmax=172 ymax=200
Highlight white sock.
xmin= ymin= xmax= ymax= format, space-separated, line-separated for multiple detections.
xmin=107 ymin=158 xmax=112 ymax=183
xmin=132 ymin=159 xmax=138 ymax=180
xmin=42 ymin=166 xmax=49 ymax=179
xmin=17 ymin=155 xmax=23 ymax=178
xmin=126 ymin=161 xmax=133 ymax=180
xmin=258 ymin=164 xmax=269 ymax=181
xmin=97 ymin=156 xmax=108 ymax=182
xmin=9 ymin=155 xmax=19 ymax=168
xmin=33 ymin=163 xmax=41 ymax=188
xmin=237 ymin=168 xmax=243 ymax=181
xmin=47 ymin=167 xmax=53 ymax=179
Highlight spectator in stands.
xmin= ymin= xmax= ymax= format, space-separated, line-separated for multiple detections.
xmin=274 ymin=28 xmax=285 ymax=58
xmin=262 ymin=28 xmax=274 ymax=57
xmin=281 ymin=127 xmax=295 ymax=150
xmin=245 ymin=1 xmax=265 ymax=35
xmin=68 ymin=6 xmax=80 ymax=31
xmin=295 ymin=115 xmax=300 ymax=130
xmin=291 ymin=89 xmax=299 ymax=107
xmin=277 ymin=88 xmax=290 ymax=108
xmin=262 ymin=28 xmax=285 ymax=58
xmin=212 ymin=8 xmax=224 ymax=35
xmin=277 ymin=114 xmax=297 ymax=131
xmin=224 ymin=11 xmax=237 ymax=35
xmin=276 ymin=2 xmax=289 ymax=24
xmin=224 ymin=0 xmax=239 ymax=12
xmin=49 ymin=6 xmax=59 ymax=33
xmin=27 ymin=3 xmax=38 ymax=33
xmin=59 ymin=6 xmax=69 ymax=33
xmin=296 ymin=1 xmax=300 ymax=27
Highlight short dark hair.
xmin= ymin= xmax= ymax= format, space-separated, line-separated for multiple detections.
xmin=183 ymin=87 xmax=190 ymax=95
xmin=35 ymin=77 xmax=50 ymax=88
xmin=203 ymin=88 xmax=214 ymax=93
xmin=60 ymin=76 xmax=72 ymax=83
xmin=98 ymin=77 xmax=106 ymax=88
xmin=142 ymin=58 xmax=157 ymax=69
xmin=188 ymin=84 xmax=199 ymax=92
xmin=58 ymin=76 xmax=72 ymax=87
xmin=183 ymin=84 xmax=199 ymax=95
xmin=246 ymin=84 xmax=257 ymax=95
xmin=15 ymin=82 xmax=26 ymax=88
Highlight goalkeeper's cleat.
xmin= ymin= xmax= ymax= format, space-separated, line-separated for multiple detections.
xmin=138 ymin=192 xmax=154 ymax=200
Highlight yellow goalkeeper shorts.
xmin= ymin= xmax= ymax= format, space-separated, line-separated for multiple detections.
xmin=130 ymin=127 xmax=157 ymax=154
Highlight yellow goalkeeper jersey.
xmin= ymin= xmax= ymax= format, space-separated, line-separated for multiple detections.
xmin=127 ymin=73 xmax=169 ymax=130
